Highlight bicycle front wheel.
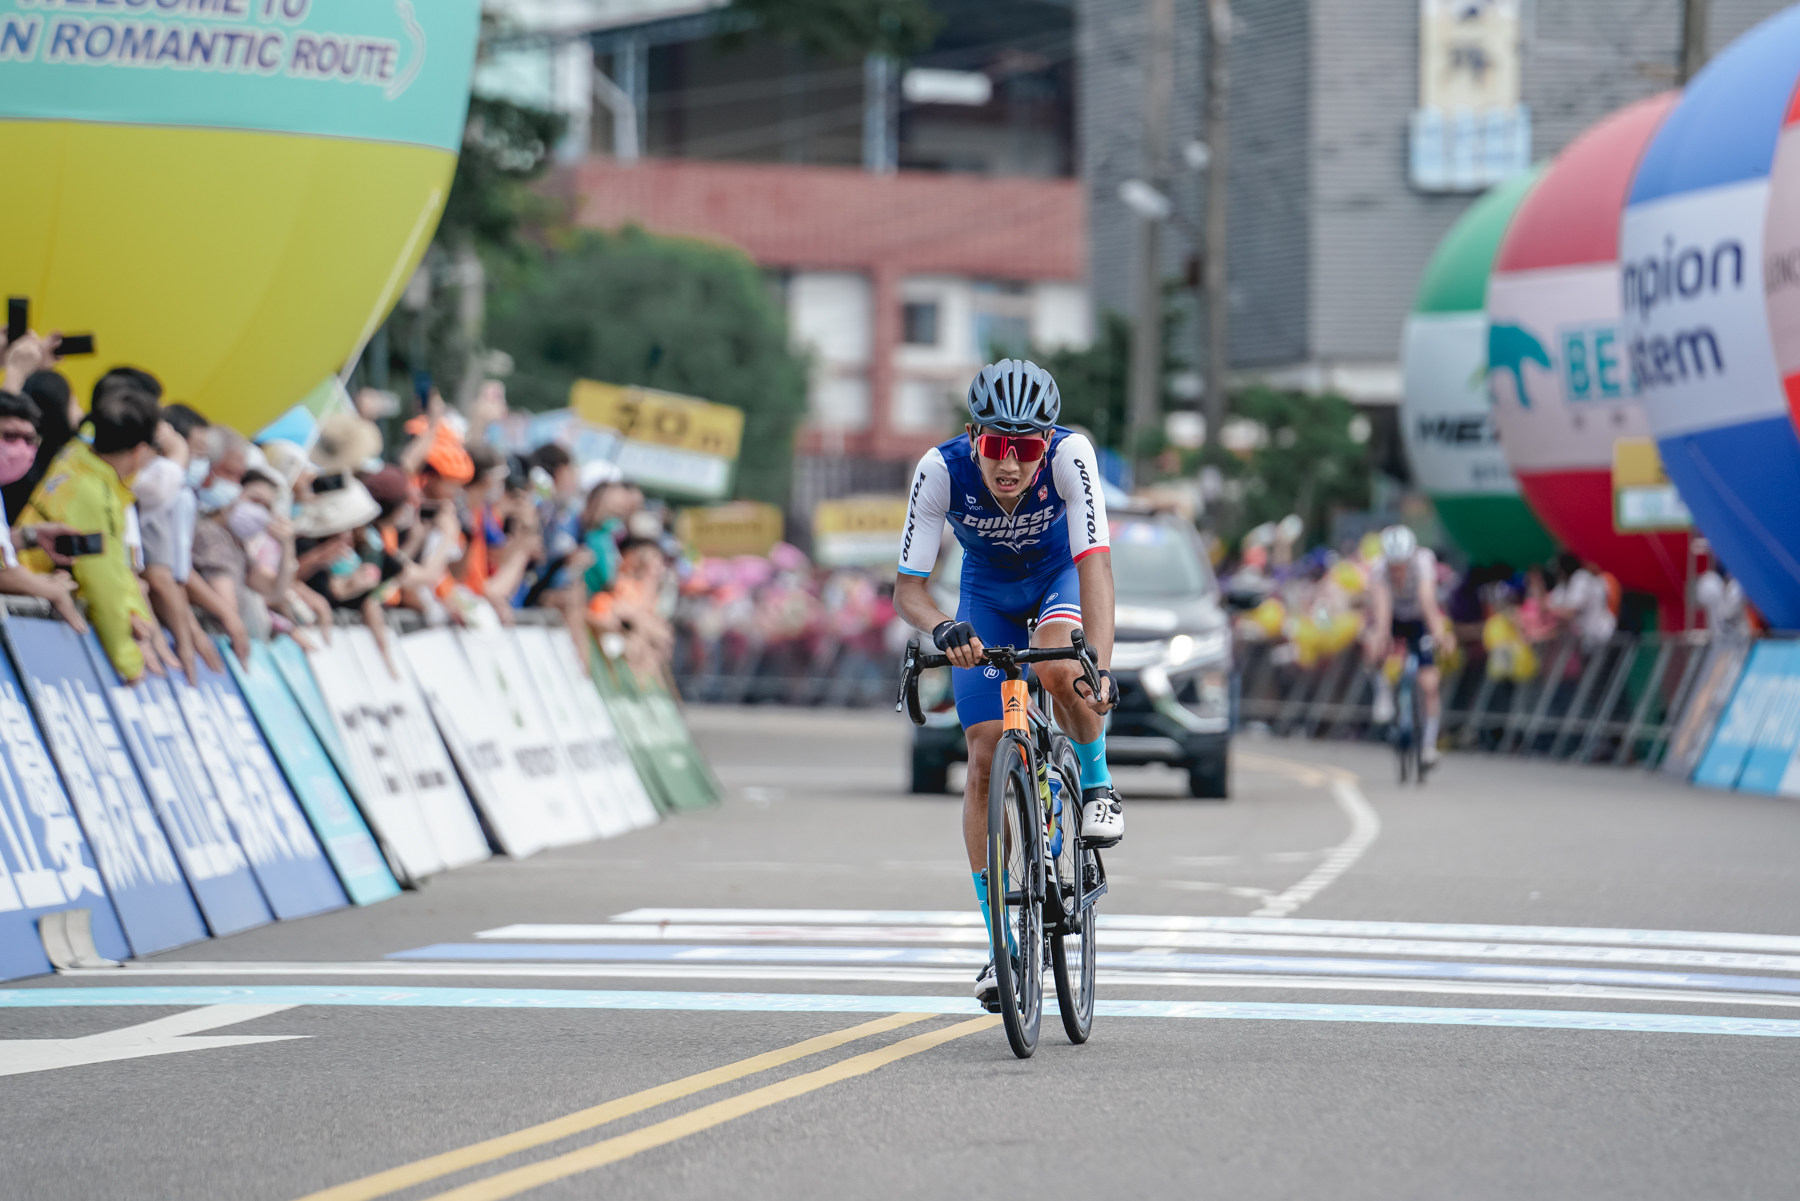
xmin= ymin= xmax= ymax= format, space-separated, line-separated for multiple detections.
xmin=1047 ymin=737 xmax=1095 ymax=1044
xmin=987 ymin=732 xmax=1043 ymax=1059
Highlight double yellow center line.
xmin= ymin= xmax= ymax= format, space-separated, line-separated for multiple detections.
xmin=295 ymin=1012 xmax=999 ymax=1201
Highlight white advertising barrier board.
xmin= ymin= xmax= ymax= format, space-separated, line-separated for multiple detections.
xmin=346 ymin=627 xmax=491 ymax=870
xmin=454 ymin=629 xmax=594 ymax=848
xmin=167 ymin=662 xmax=348 ymax=920
xmin=402 ymin=630 xmax=554 ymax=859
xmin=542 ymin=627 xmax=661 ymax=832
xmin=303 ymin=634 xmax=446 ymax=880
xmin=513 ymin=626 xmax=652 ymax=838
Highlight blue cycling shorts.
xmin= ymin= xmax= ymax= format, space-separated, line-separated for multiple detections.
xmin=952 ymin=559 xmax=1083 ymax=728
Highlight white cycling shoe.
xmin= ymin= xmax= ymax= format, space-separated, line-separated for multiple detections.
xmin=1080 ymin=786 xmax=1124 ymax=847
xmin=1371 ymin=688 xmax=1396 ymax=724
xmin=973 ymin=959 xmax=999 ymax=1010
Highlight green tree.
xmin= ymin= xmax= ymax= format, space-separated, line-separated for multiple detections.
xmin=1032 ymin=312 xmax=1130 ymax=454
xmin=439 ymin=95 xmax=565 ymax=257
xmin=1008 ymin=297 xmax=1189 ymax=462
xmin=1205 ymin=386 xmax=1371 ymax=551
xmin=486 ymin=227 xmax=809 ymax=508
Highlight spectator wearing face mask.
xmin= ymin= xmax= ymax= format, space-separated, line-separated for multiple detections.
xmin=3 ymin=369 xmax=78 ymax=524
xmin=195 ymin=425 xmax=249 ymax=515
xmin=192 ymin=463 xmax=292 ymax=642
xmin=292 ymin=470 xmax=381 ymax=612
xmin=160 ymin=403 xmax=211 ymax=486
xmin=0 ymin=389 xmax=86 ymax=632
xmin=20 ymin=385 xmax=165 ymax=681
xmin=180 ymin=425 xmax=260 ymax=656
xmin=580 ymin=476 xmax=641 ymax=597
xmin=133 ymin=441 xmax=224 ymax=685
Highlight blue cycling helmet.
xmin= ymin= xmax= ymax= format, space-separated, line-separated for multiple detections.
xmin=967 ymin=359 xmax=1061 ymax=434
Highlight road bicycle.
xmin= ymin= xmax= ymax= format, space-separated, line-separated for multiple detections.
xmin=1390 ymin=646 xmax=1431 ymax=785
xmin=899 ymin=629 xmax=1108 ymax=1059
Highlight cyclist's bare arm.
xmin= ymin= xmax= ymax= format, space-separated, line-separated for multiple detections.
xmin=895 ymin=573 xmax=984 ymax=668
xmin=1073 ymin=551 xmax=1115 ymax=709
xmin=1366 ymin=570 xmax=1393 ymax=659
xmin=1417 ymin=558 xmax=1450 ymax=644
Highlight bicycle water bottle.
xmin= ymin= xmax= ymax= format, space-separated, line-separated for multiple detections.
xmin=1046 ymin=774 xmax=1064 ymax=860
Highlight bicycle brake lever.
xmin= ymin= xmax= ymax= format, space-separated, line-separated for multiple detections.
xmin=896 ymin=639 xmax=918 ymax=712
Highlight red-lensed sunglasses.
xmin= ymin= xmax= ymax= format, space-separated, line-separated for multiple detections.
xmin=975 ymin=432 xmax=1048 ymax=463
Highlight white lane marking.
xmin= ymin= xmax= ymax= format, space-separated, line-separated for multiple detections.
xmin=0 ymin=1004 xmax=305 ymax=1078
xmin=11 ymin=987 xmax=1800 ymax=1039
xmin=605 ymin=910 xmax=1800 ymax=956
xmin=1251 ymin=777 xmax=1380 ymax=918
xmin=1160 ymin=882 xmax=1278 ymax=899
xmin=53 ymin=962 xmax=1800 ymax=1012
xmin=471 ymin=923 xmax=1800 ymax=974
xmin=1172 ymin=852 xmax=1326 ymax=866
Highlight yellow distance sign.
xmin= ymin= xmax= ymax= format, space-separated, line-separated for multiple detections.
xmin=1612 ymin=437 xmax=1693 ymax=533
xmin=676 ymin=502 xmax=785 ymax=559
xmin=571 ymin=380 xmax=744 ymax=460
xmin=814 ymin=495 xmax=912 ymax=568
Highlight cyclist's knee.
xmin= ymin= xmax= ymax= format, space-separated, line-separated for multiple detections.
xmin=966 ymin=721 xmax=1002 ymax=768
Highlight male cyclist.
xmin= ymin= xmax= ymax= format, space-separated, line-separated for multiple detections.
xmin=894 ymin=359 xmax=1120 ymax=1008
xmin=1364 ymin=524 xmax=1450 ymax=765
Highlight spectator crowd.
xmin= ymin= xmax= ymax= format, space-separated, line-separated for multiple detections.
xmin=0 ymin=331 xmax=681 ymax=687
xmin=1222 ymin=516 xmax=1752 ymax=686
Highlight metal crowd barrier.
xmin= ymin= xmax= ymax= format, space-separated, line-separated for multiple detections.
xmin=1236 ymin=629 xmax=1718 ymax=768
xmin=673 ymin=630 xmax=895 ymax=708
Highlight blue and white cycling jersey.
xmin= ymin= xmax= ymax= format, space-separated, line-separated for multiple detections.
xmin=897 ymin=427 xmax=1110 ymax=582
xmin=899 ymin=429 xmax=1110 ymax=728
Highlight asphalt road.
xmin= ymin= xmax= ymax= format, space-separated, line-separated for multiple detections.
xmin=6 ymin=705 xmax=1800 ymax=1200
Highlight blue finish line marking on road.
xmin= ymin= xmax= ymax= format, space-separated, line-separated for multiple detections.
xmin=4 ymin=987 xmax=1800 ymax=1039
xmin=388 ymin=943 xmax=1800 ymax=997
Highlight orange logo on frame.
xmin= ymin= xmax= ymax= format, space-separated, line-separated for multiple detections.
xmin=1002 ymin=679 xmax=1029 ymax=731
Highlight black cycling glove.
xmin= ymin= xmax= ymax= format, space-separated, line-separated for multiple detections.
xmin=932 ymin=620 xmax=978 ymax=652
xmin=1084 ymin=668 xmax=1117 ymax=706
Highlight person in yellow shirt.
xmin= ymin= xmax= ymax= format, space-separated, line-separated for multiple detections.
xmin=19 ymin=383 xmax=163 ymax=681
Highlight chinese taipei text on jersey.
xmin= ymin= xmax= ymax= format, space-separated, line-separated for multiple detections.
xmin=898 ymin=427 xmax=1110 ymax=726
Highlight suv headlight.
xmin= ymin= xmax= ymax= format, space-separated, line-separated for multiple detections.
xmin=1165 ymin=631 xmax=1226 ymax=670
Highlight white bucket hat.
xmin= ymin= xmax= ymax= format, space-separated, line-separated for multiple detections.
xmin=292 ymin=477 xmax=380 ymax=538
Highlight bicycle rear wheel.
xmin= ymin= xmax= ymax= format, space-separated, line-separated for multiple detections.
xmin=1047 ymin=737 xmax=1095 ymax=1044
xmin=1395 ymin=680 xmax=1415 ymax=784
xmin=987 ymin=732 xmax=1043 ymax=1059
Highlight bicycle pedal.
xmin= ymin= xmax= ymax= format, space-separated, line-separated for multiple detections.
xmin=1079 ymin=833 xmax=1122 ymax=849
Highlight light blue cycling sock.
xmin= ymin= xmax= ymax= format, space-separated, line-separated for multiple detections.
xmin=1072 ymin=734 xmax=1112 ymax=790
xmin=973 ymin=870 xmax=1018 ymax=957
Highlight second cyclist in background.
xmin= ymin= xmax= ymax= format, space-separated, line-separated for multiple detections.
xmin=1364 ymin=525 xmax=1451 ymax=766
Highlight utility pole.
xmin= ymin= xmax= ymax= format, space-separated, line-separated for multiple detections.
xmin=1127 ymin=0 xmax=1175 ymax=473
xmin=1202 ymin=0 xmax=1232 ymax=450
xmin=863 ymin=55 xmax=897 ymax=173
xmin=1679 ymin=0 xmax=1709 ymax=84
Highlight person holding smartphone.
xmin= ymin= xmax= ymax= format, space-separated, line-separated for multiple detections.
xmin=0 ymin=389 xmax=86 ymax=633
xmin=19 ymin=384 xmax=165 ymax=681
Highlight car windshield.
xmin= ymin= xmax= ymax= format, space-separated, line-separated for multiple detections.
xmin=1109 ymin=517 xmax=1214 ymax=599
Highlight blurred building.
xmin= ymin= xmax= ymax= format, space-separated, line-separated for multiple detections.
xmin=1082 ymin=0 xmax=1793 ymax=411
xmin=553 ymin=157 xmax=1088 ymax=521
xmin=482 ymin=0 xmax=1089 ymax=527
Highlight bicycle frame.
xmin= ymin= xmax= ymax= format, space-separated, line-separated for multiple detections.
xmin=899 ymin=636 xmax=1108 ymax=931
